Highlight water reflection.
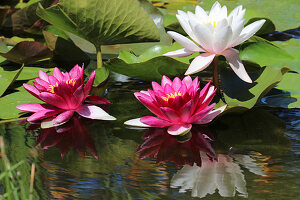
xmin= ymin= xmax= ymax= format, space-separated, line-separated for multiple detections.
xmin=170 ymin=153 xmax=266 ymax=198
xmin=137 ymin=126 xmax=216 ymax=168
xmin=34 ymin=117 xmax=98 ymax=158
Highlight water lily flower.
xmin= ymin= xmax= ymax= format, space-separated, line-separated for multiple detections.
xmin=124 ymin=75 xmax=226 ymax=135
xmin=17 ymin=64 xmax=116 ymax=125
xmin=163 ymin=1 xmax=266 ymax=83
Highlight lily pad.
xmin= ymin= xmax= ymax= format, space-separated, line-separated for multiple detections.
xmin=0 ymin=89 xmax=43 ymax=119
xmin=0 ymin=41 xmax=53 ymax=64
xmin=220 ymin=64 xmax=289 ymax=109
xmin=36 ymin=0 xmax=160 ymax=47
xmin=0 ymin=65 xmax=24 ymax=96
xmin=105 ymin=55 xmax=188 ymax=82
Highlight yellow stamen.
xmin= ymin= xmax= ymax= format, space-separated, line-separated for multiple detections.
xmin=47 ymin=82 xmax=58 ymax=94
xmin=46 ymin=78 xmax=77 ymax=94
xmin=162 ymin=91 xmax=182 ymax=101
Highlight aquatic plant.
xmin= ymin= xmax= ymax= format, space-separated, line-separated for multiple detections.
xmin=16 ymin=64 xmax=115 ymax=125
xmin=125 ymin=75 xmax=226 ymax=135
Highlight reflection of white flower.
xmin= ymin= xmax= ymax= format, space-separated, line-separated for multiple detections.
xmin=164 ymin=1 xmax=265 ymax=83
xmin=170 ymin=154 xmax=266 ymax=198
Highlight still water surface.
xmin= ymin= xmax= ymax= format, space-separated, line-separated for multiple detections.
xmin=2 ymin=74 xmax=299 ymax=199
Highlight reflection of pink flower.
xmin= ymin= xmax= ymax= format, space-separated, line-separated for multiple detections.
xmin=137 ymin=126 xmax=216 ymax=168
xmin=125 ymin=76 xmax=226 ymax=135
xmin=36 ymin=117 xmax=97 ymax=158
xmin=17 ymin=64 xmax=115 ymax=125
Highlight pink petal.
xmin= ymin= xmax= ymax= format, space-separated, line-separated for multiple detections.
xmin=72 ymin=85 xmax=85 ymax=107
xmin=39 ymin=92 xmax=69 ymax=110
xmin=140 ymin=116 xmax=172 ymax=128
xmin=194 ymin=88 xmax=216 ymax=113
xmin=161 ymin=75 xmax=172 ymax=88
xmin=195 ymin=105 xmax=226 ymax=124
xmin=172 ymin=77 xmax=182 ymax=91
xmin=85 ymin=95 xmax=110 ymax=104
xmin=185 ymin=53 xmax=215 ymax=75
xmin=33 ymin=82 xmax=46 ymax=91
xmin=23 ymin=83 xmax=41 ymax=99
xmin=16 ymin=103 xmax=59 ymax=113
xmin=179 ymin=100 xmax=193 ymax=122
xmin=222 ymin=48 xmax=252 ymax=83
xmin=52 ymin=67 xmax=64 ymax=81
xmin=167 ymin=123 xmax=192 ymax=135
xmin=160 ymin=107 xmax=180 ymax=122
xmin=35 ymin=78 xmax=49 ymax=88
xmin=76 ymin=104 xmax=116 ymax=120
xmin=152 ymin=81 xmax=163 ymax=92
xmin=84 ymin=71 xmax=96 ymax=96
xmin=136 ymin=96 xmax=166 ymax=119
xmin=69 ymin=64 xmax=81 ymax=79
xmin=27 ymin=109 xmax=62 ymax=122
xmin=199 ymin=81 xmax=211 ymax=103
xmin=189 ymin=103 xmax=216 ymax=123
xmin=54 ymin=110 xmax=75 ymax=124
xmin=182 ymin=76 xmax=193 ymax=88
xmin=164 ymin=84 xmax=175 ymax=94
xmin=38 ymin=70 xmax=49 ymax=82
xmin=48 ymin=75 xmax=59 ymax=85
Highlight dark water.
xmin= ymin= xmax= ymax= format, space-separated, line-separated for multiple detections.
xmin=1 ymin=74 xmax=299 ymax=199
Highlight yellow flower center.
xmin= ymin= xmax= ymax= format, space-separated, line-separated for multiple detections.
xmin=47 ymin=78 xmax=77 ymax=94
xmin=203 ymin=21 xmax=219 ymax=28
xmin=162 ymin=91 xmax=182 ymax=101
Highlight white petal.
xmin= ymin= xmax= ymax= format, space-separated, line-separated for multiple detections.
xmin=232 ymin=19 xmax=266 ymax=46
xmin=230 ymin=19 xmax=245 ymax=44
xmin=167 ymin=31 xmax=202 ymax=52
xmin=185 ymin=53 xmax=215 ymax=75
xmin=167 ymin=124 xmax=192 ymax=135
xmin=163 ymin=48 xmax=194 ymax=58
xmin=204 ymin=85 xmax=215 ymax=102
xmin=41 ymin=117 xmax=67 ymax=129
xmin=76 ymin=104 xmax=116 ymax=120
xmin=195 ymin=105 xmax=227 ymax=124
xmin=209 ymin=1 xmax=222 ymax=19
xmin=176 ymin=12 xmax=198 ymax=42
xmin=195 ymin=5 xmax=208 ymax=20
xmin=213 ymin=19 xmax=233 ymax=53
xmin=192 ymin=23 xmax=214 ymax=52
xmin=222 ymin=48 xmax=252 ymax=83
xmin=124 ymin=118 xmax=151 ymax=127
xmin=228 ymin=5 xmax=243 ymax=20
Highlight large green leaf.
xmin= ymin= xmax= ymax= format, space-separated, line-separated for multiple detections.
xmin=0 ymin=89 xmax=42 ymax=119
xmin=239 ymin=42 xmax=295 ymax=71
xmin=261 ymin=73 xmax=300 ymax=108
xmin=36 ymin=0 xmax=160 ymax=47
xmin=105 ymin=55 xmax=188 ymax=82
xmin=220 ymin=64 xmax=289 ymax=109
xmin=0 ymin=65 xmax=24 ymax=96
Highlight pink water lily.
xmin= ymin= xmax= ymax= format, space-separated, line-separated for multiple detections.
xmin=124 ymin=76 xmax=226 ymax=135
xmin=17 ymin=64 xmax=115 ymax=125
xmin=163 ymin=1 xmax=265 ymax=83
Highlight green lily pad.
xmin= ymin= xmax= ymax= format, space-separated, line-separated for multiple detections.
xmin=0 ymin=65 xmax=24 ymax=96
xmin=0 ymin=89 xmax=42 ymax=119
xmin=272 ymin=39 xmax=300 ymax=73
xmin=261 ymin=72 xmax=300 ymax=108
xmin=220 ymin=64 xmax=289 ymax=109
xmin=36 ymin=0 xmax=160 ymax=48
xmin=93 ymin=67 xmax=110 ymax=87
xmin=239 ymin=42 xmax=295 ymax=71
xmin=105 ymin=55 xmax=188 ymax=82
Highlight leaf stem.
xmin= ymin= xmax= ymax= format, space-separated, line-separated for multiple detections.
xmin=96 ymin=46 xmax=103 ymax=69
xmin=213 ymin=56 xmax=220 ymax=94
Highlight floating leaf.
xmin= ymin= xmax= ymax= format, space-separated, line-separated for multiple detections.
xmin=105 ymin=56 xmax=188 ymax=82
xmin=220 ymin=64 xmax=289 ymax=109
xmin=36 ymin=0 xmax=160 ymax=47
xmin=0 ymin=65 xmax=24 ymax=96
xmin=0 ymin=89 xmax=42 ymax=119
xmin=0 ymin=41 xmax=53 ymax=64
xmin=93 ymin=67 xmax=110 ymax=87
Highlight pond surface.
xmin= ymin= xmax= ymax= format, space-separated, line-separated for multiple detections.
xmin=1 ymin=74 xmax=299 ymax=199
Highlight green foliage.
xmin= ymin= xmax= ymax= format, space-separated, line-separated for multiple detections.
xmin=36 ymin=0 xmax=160 ymax=47
xmin=0 ymin=65 xmax=24 ymax=96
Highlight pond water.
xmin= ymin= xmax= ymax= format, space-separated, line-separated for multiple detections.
xmin=1 ymin=74 xmax=299 ymax=199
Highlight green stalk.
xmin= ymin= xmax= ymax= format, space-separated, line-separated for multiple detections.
xmin=96 ymin=46 xmax=103 ymax=69
xmin=212 ymin=56 xmax=220 ymax=95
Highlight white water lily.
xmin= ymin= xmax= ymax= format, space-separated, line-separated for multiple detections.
xmin=163 ymin=1 xmax=266 ymax=83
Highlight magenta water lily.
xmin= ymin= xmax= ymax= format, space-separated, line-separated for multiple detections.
xmin=17 ymin=64 xmax=116 ymax=125
xmin=124 ymin=76 xmax=226 ymax=135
